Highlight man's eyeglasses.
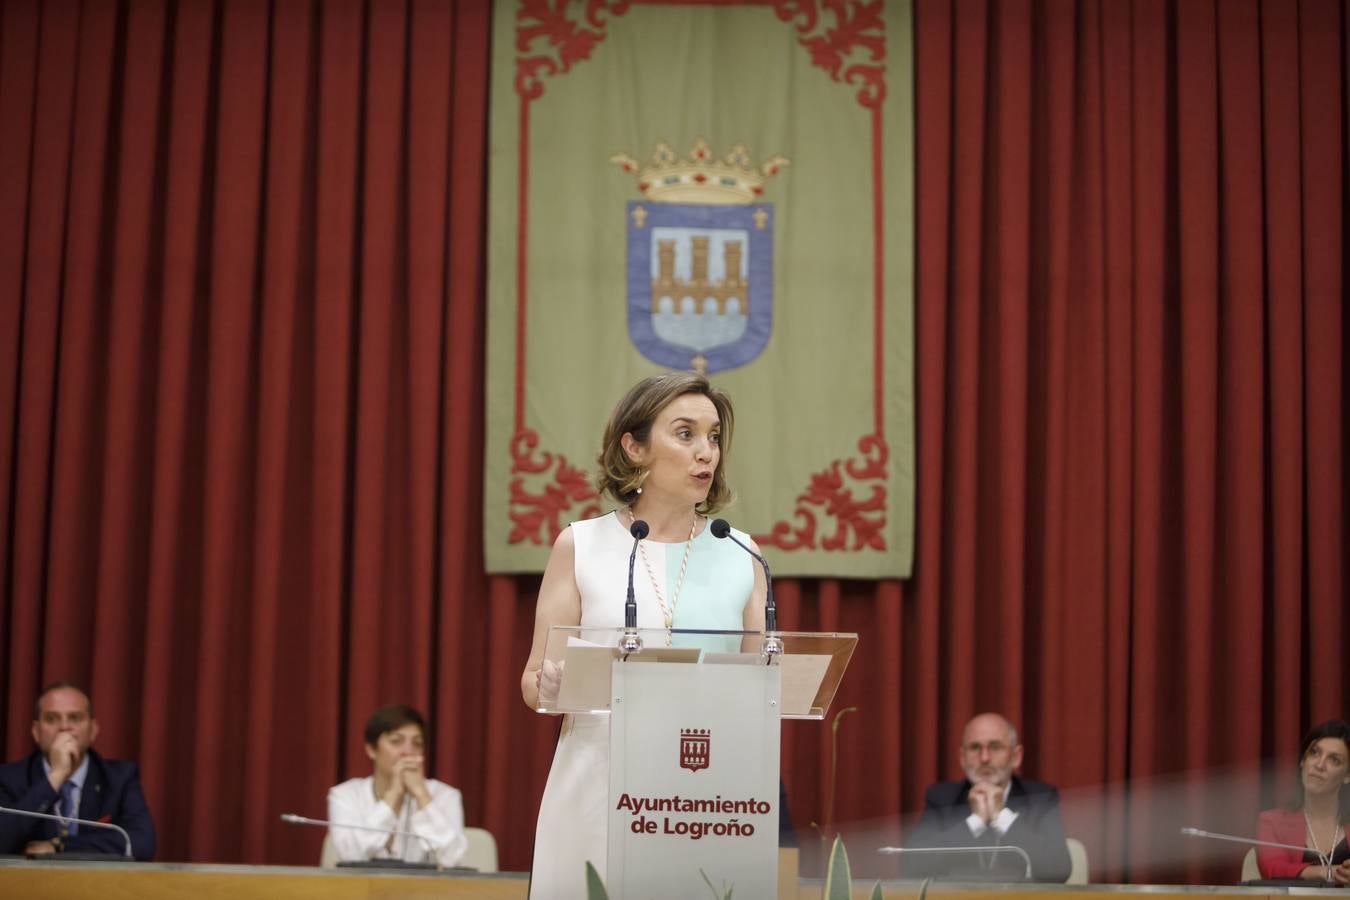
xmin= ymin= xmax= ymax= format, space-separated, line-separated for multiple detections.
xmin=962 ymin=741 xmax=1012 ymax=755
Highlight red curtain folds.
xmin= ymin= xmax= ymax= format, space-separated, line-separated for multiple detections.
xmin=0 ymin=0 xmax=1345 ymax=882
xmin=0 ymin=0 xmax=514 ymax=866
xmin=900 ymin=0 xmax=1346 ymax=882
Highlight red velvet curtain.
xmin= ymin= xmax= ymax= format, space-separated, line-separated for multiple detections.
xmin=1 ymin=0 xmax=1346 ymax=883
xmin=0 ymin=0 xmax=504 ymax=867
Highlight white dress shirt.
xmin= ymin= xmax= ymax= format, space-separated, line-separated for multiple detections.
xmin=326 ymin=776 xmax=468 ymax=867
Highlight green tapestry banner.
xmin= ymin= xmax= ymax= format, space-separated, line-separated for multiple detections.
xmin=485 ymin=0 xmax=914 ymax=577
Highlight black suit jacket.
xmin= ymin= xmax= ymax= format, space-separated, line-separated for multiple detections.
xmin=903 ymin=776 xmax=1071 ymax=882
xmin=0 ymin=749 xmax=156 ymax=859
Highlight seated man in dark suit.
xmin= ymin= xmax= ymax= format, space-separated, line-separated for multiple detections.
xmin=904 ymin=712 xmax=1070 ymax=882
xmin=0 ymin=681 xmax=155 ymax=859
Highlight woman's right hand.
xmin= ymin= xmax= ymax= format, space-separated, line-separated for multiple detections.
xmin=538 ymin=658 xmax=565 ymax=704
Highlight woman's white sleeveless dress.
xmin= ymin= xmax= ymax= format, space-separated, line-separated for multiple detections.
xmin=528 ymin=510 xmax=755 ymax=899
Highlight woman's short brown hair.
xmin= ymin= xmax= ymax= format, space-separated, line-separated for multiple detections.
xmin=595 ymin=372 xmax=735 ymax=514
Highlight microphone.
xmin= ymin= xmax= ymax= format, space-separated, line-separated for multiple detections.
xmin=0 ymin=803 xmax=134 ymax=858
xmin=1180 ymin=827 xmax=1331 ymax=883
xmin=877 ymin=844 xmax=1033 ymax=880
xmin=621 ymin=519 xmax=648 ymax=654
xmin=280 ymin=812 xmax=440 ymax=865
xmin=1180 ymin=826 xmax=1313 ymax=853
xmin=709 ymin=519 xmax=780 ymax=656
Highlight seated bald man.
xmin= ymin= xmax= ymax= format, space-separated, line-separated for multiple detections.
xmin=0 ymin=681 xmax=156 ymax=859
xmin=904 ymin=713 xmax=1071 ymax=882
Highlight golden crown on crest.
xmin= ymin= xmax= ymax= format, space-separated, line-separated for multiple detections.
xmin=610 ymin=137 xmax=789 ymax=205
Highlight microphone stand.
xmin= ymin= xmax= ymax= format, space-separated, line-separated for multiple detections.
xmin=0 ymin=803 xmax=134 ymax=858
xmin=1180 ymin=826 xmax=1316 ymax=853
xmin=1180 ymin=826 xmax=1341 ymax=884
xmin=709 ymin=519 xmax=781 ymax=660
xmin=620 ymin=519 xmax=648 ymax=657
xmin=280 ymin=813 xmax=441 ymax=868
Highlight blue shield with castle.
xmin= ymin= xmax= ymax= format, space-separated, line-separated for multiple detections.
xmin=612 ymin=138 xmax=788 ymax=374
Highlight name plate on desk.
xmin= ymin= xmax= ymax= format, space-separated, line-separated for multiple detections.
xmin=607 ymin=660 xmax=780 ymax=899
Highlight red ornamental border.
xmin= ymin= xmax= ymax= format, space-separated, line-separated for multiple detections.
xmin=508 ymin=0 xmax=890 ymax=553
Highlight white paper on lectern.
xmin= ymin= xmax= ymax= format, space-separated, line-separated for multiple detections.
xmin=555 ymin=639 xmax=706 ymax=710
xmin=622 ymin=647 xmax=702 ymax=664
xmin=555 ymin=639 xmax=617 ymax=711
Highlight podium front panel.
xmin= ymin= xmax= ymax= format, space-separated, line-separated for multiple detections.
xmin=607 ymin=661 xmax=781 ymax=899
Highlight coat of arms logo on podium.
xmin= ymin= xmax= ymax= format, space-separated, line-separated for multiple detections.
xmin=612 ymin=138 xmax=788 ymax=374
xmin=679 ymin=727 xmax=712 ymax=772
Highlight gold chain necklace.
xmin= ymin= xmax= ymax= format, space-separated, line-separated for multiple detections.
xmin=629 ymin=507 xmax=696 ymax=628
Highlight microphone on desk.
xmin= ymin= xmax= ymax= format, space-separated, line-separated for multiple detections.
xmin=621 ymin=519 xmax=648 ymax=655
xmin=709 ymin=518 xmax=781 ymax=658
xmin=280 ymin=813 xmax=440 ymax=866
xmin=877 ymin=844 xmax=1034 ymax=881
xmin=0 ymin=803 xmax=134 ymax=858
xmin=1179 ymin=826 xmax=1315 ymax=854
xmin=1179 ymin=826 xmax=1334 ymax=884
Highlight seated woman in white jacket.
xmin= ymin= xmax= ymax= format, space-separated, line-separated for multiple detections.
xmin=326 ymin=704 xmax=468 ymax=867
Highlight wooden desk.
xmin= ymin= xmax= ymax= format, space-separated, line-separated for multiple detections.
xmin=0 ymin=860 xmax=530 ymax=900
xmin=2 ymin=860 xmax=1331 ymax=900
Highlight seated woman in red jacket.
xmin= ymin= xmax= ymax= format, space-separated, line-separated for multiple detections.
xmin=1257 ymin=719 xmax=1350 ymax=883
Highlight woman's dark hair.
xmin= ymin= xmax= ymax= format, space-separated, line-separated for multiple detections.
xmin=363 ymin=704 xmax=426 ymax=748
xmin=1290 ymin=719 xmax=1350 ymax=822
xmin=593 ymin=372 xmax=735 ymax=514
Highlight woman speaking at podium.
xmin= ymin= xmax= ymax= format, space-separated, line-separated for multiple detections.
xmin=1257 ymin=719 xmax=1350 ymax=883
xmin=519 ymin=373 xmax=767 ymax=899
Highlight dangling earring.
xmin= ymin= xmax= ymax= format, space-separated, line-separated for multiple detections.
xmin=634 ymin=468 xmax=649 ymax=495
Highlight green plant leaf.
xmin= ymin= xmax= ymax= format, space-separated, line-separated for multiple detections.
xmin=699 ymin=868 xmax=733 ymax=899
xmin=824 ymin=834 xmax=852 ymax=900
xmin=585 ymin=861 xmax=609 ymax=900
xmin=868 ymin=880 xmax=883 ymax=900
